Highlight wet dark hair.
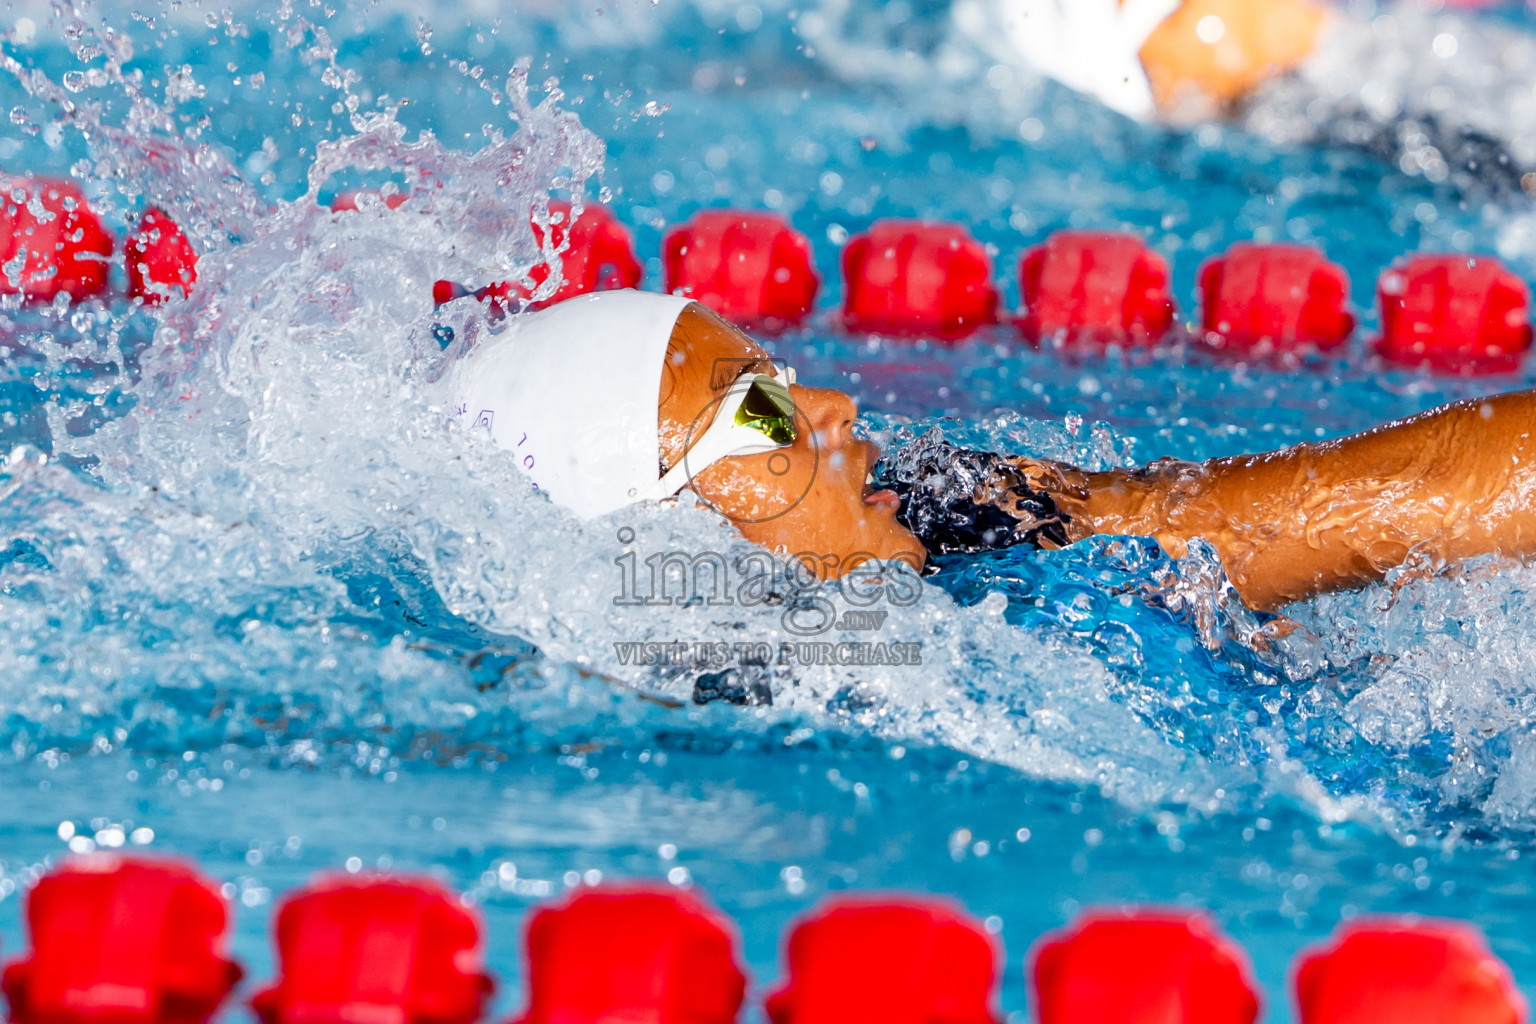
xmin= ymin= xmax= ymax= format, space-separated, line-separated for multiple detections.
xmin=875 ymin=433 xmax=1072 ymax=554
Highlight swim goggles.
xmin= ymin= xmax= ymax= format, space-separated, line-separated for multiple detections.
xmin=649 ymin=363 xmax=799 ymax=500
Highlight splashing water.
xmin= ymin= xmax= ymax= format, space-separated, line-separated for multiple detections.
xmin=1 ymin=3 xmax=622 ymax=749
xmin=9 ymin=2 xmax=1536 ymax=1019
xmin=8 ymin=7 xmax=1536 ymax=1011
xmin=4 ymin=0 xmax=1536 ymax=831
xmin=0 ymin=2 xmax=1261 ymax=821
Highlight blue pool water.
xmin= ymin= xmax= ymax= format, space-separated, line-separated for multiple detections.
xmin=5 ymin=0 xmax=1536 ymax=1019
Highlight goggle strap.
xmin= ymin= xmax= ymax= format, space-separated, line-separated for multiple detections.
xmin=647 ymin=366 xmax=797 ymax=502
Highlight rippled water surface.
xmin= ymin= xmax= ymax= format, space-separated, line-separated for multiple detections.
xmin=4 ymin=0 xmax=1536 ymax=1019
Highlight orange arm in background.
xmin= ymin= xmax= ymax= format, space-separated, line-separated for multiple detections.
xmin=1138 ymin=0 xmax=1331 ymax=115
xmin=1019 ymin=391 xmax=1536 ymax=611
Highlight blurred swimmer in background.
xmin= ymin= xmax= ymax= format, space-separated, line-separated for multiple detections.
xmin=951 ymin=0 xmax=1535 ymax=194
xmin=448 ymin=290 xmax=1536 ymax=613
xmin=953 ymin=0 xmax=1327 ymax=122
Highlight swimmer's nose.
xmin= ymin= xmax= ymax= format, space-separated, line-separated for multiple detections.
xmin=794 ymin=385 xmax=858 ymax=451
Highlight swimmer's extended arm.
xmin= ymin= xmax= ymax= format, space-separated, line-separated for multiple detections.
xmin=957 ymin=0 xmax=1330 ymax=121
xmin=1139 ymin=0 xmax=1330 ymax=116
xmin=1017 ymin=391 xmax=1536 ymax=611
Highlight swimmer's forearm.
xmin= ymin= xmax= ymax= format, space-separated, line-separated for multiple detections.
xmin=1073 ymin=391 xmax=1536 ymax=610
xmin=1140 ymin=0 xmax=1331 ymax=114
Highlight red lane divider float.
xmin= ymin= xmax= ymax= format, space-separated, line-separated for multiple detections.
xmin=1198 ymin=243 xmax=1354 ymax=354
xmin=1018 ymin=230 xmax=1174 ymax=346
xmin=328 ymin=190 xmax=409 ymax=212
xmin=126 ymin=208 xmax=198 ymax=306
xmin=4 ymin=169 xmax=1535 ymax=377
xmin=1376 ymin=254 xmax=1533 ymax=373
xmin=767 ymin=897 xmax=997 ymax=1024
xmin=663 ymin=209 xmax=819 ymax=330
xmin=516 ymin=885 xmax=745 ymax=1024
xmin=842 ymin=219 xmax=999 ymax=340
xmin=433 ymin=201 xmax=642 ymax=316
xmin=1 ymin=856 xmax=243 ymax=1024
xmin=1295 ymin=919 xmax=1526 ymax=1024
xmin=0 ymin=177 xmax=113 ymax=304
xmin=4 ymin=857 xmax=1534 ymax=1024
xmin=253 ymin=875 xmax=494 ymax=1024
xmin=527 ymin=200 xmax=642 ymax=308
xmin=1032 ymin=909 xmax=1260 ymax=1024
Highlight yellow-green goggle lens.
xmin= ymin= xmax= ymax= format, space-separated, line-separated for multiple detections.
xmin=735 ymin=375 xmax=797 ymax=446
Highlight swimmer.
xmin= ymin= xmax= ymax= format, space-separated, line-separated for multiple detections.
xmin=949 ymin=0 xmax=1327 ymax=122
xmin=955 ymin=0 xmax=1533 ymax=194
xmin=449 ymin=290 xmax=1536 ymax=612
xmin=964 ymin=0 xmax=1337 ymax=122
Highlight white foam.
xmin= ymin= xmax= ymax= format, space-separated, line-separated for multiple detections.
xmin=1246 ymin=6 xmax=1536 ymax=170
xmin=7 ymin=0 xmax=1536 ymax=841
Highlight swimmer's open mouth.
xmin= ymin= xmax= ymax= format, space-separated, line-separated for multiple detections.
xmin=863 ymin=471 xmax=900 ymax=511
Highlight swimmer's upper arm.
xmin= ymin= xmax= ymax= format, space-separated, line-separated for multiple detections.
xmin=1076 ymin=389 xmax=1536 ymax=610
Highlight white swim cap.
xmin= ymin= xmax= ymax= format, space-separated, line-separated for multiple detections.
xmin=952 ymin=0 xmax=1179 ymax=120
xmin=450 ymin=290 xmax=694 ymax=519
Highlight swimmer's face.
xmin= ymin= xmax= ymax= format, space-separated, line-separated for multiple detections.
xmin=658 ymin=305 xmax=926 ymax=577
